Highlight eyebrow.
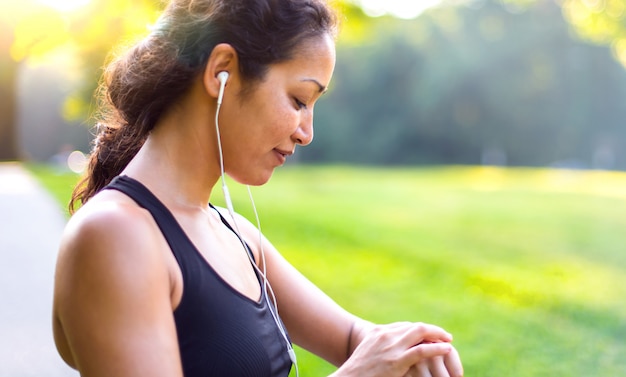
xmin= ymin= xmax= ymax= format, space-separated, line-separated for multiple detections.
xmin=301 ymin=78 xmax=327 ymax=94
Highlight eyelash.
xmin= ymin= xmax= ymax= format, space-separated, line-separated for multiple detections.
xmin=294 ymin=98 xmax=307 ymax=110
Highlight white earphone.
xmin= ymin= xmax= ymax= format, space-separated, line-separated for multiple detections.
xmin=214 ymin=71 xmax=234 ymax=214
xmin=217 ymin=71 xmax=229 ymax=106
xmin=213 ymin=70 xmax=299 ymax=375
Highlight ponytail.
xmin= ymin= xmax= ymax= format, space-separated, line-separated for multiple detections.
xmin=70 ymin=0 xmax=338 ymax=213
xmin=69 ymin=36 xmax=200 ymax=213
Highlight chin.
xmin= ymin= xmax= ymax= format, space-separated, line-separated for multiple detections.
xmin=229 ymin=170 xmax=274 ymax=186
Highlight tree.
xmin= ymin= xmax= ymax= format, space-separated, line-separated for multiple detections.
xmin=0 ymin=18 xmax=18 ymax=160
xmin=303 ymin=0 xmax=626 ymax=168
xmin=0 ymin=0 xmax=161 ymax=161
xmin=505 ymin=0 xmax=626 ymax=66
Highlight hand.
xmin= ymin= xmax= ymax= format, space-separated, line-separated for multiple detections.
xmin=403 ymin=345 xmax=463 ymax=377
xmin=331 ymin=322 xmax=462 ymax=377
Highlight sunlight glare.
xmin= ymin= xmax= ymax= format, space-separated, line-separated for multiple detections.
xmin=35 ymin=0 xmax=91 ymax=12
xmin=356 ymin=0 xmax=442 ymax=19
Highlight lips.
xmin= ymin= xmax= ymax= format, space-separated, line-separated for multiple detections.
xmin=273 ymin=148 xmax=293 ymax=165
xmin=275 ymin=148 xmax=293 ymax=157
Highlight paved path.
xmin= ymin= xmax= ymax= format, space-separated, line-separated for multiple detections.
xmin=0 ymin=163 xmax=78 ymax=377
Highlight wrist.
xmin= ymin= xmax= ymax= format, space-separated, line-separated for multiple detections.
xmin=346 ymin=319 xmax=374 ymax=359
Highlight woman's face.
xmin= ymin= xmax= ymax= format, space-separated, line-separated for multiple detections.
xmin=218 ymin=34 xmax=336 ymax=185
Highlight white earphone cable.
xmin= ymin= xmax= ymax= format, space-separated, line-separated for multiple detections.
xmin=214 ymin=76 xmax=299 ymax=375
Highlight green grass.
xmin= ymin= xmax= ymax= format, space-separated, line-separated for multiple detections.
xmin=29 ymin=164 xmax=626 ymax=376
xmin=27 ymin=163 xmax=82 ymax=217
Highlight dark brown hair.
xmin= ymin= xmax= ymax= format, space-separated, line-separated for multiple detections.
xmin=70 ymin=0 xmax=338 ymax=213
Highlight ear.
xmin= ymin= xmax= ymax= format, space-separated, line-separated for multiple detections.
xmin=203 ymin=43 xmax=239 ymax=99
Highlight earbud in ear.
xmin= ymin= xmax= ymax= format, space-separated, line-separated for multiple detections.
xmin=217 ymin=71 xmax=229 ymax=84
xmin=217 ymin=71 xmax=229 ymax=105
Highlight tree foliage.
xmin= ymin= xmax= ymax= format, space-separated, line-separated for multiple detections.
xmin=5 ymin=0 xmax=626 ymax=168
xmin=0 ymin=0 xmax=163 ymax=159
xmin=305 ymin=0 xmax=626 ymax=169
xmin=502 ymin=0 xmax=626 ymax=65
xmin=562 ymin=0 xmax=626 ymax=62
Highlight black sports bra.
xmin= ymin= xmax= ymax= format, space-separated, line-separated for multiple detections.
xmin=105 ymin=175 xmax=292 ymax=377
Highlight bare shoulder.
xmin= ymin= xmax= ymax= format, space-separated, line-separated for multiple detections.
xmin=54 ymin=189 xmax=172 ymax=313
xmin=59 ymin=191 xmax=162 ymax=267
xmin=53 ymin=190 xmax=183 ymax=375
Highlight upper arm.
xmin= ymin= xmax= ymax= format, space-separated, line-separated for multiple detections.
xmin=53 ymin=203 xmax=183 ymax=377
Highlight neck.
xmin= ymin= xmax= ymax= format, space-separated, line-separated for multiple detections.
xmin=122 ymin=86 xmax=221 ymax=210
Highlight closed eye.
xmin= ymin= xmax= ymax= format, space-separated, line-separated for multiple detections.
xmin=294 ymin=98 xmax=307 ymax=110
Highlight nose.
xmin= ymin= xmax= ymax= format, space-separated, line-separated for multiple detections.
xmin=292 ymin=111 xmax=314 ymax=146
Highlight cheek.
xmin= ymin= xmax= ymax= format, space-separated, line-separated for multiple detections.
xmin=270 ymin=99 xmax=299 ymax=135
xmin=273 ymin=110 xmax=296 ymax=135
xmin=244 ymin=92 xmax=299 ymax=143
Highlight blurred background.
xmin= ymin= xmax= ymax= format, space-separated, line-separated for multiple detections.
xmin=2 ymin=0 xmax=626 ymax=376
xmin=2 ymin=0 xmax=626 ymax=169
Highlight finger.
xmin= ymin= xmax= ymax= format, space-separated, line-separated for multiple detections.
xmin=415 ymin=361 xmax=433 ymax=377
xmin=428 ymin=355 xmax=450 ymax=377
xmin=443 ymin=346 xmax=464 ymax=377
xmin=404 ymin=342 xmax=452 ymax=365
xmin=400 ymin=323 xmax=453 ymax=347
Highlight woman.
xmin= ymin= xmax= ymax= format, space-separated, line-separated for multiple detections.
xmin=52 ymin=0 xmax=463 ymax=376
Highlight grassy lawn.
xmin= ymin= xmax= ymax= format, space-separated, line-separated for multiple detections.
xmin=27 ymin=163 xmax=83 ymax=217
xmin=29 ymin=164 xmax=626 ymax=376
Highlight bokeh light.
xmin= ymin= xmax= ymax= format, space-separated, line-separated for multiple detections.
xmin=354 ymin=0 xmax=441 ymax=18
xmin=34 ymin=0 xmax=91 ymax=12
xmin=66 ymin=150 xmax=87 ymax=173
